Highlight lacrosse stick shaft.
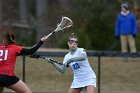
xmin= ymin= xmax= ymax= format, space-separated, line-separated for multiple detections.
xmin=38 ymin=55 xmax=46 ymax=59
xmin=38 ymin=55 xmax=63 ymax=65
xmin=46 ymin=32 xmax=55 ymax=38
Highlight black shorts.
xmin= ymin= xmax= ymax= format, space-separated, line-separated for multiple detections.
xmin=0 ymin=74 xmax=19 ymax=87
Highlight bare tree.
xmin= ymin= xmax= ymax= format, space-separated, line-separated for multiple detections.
xmin=59 ymin=0 xmax=69 ymax=9
xmin=0 ymin=0 xmax=2 ymax=22
xmin=20 ymin=0 xmax=28 ymax=24
xmin=36 ymin=0 xmax=49 ymax=47
xmin=0 ymin=0 xmax=3 ymax=37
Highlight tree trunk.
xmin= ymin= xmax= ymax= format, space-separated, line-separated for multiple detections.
xmin=0 ymin=0 xmax=2 ymax=22
xmin=59 ymin=0 xmax=69 ymax=9
xmin=20 ymin=0 xmax=28 ymax=24
xmin=36 ymin=0 xmax=49 ymax=47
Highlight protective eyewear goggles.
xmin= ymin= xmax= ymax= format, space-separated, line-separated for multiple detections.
xmin=69 ymin=40 xmax=78 ymax=44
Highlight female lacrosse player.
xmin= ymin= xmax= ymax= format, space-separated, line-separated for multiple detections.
xmin=0 ymin=30 xmax=49 ymax=93
xmin=48 ymin=33 xmax=96 ymax=93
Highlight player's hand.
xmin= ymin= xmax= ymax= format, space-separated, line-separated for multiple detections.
xmin=41 ymin=35 xmax=49 ymax=42
xmin=133 ymin=34 xmax=136 ymax=38
xmin=47 ymin=58 xmax=54 ymax=64
xmin=29 ymin=53 xmax=40 ymax=59
xmin=115 ymin=36 xmax=119 ymax=39
xmin=63 ymin=61 xmax=69 ymax=67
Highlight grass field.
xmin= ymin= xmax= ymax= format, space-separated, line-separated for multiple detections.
xmin=3 ymin=55 xmax=140 ymax=93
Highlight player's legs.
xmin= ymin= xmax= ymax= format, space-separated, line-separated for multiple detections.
xmin=7 ymin=80 xmax=32 ymax=93
xmin=86 ymin=85 xmax=95 ymax=93
xmin=120 ymin=35 xmax=128 ymax=52
xmin=0 ymin=87 xmax=4 ymax=93
xmin=127 ymin=35 xmax=136 ymax=53
xmin=68 ymin=88 xmax=81 ymax=93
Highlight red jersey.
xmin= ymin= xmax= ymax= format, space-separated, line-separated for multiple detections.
xmin=0 ymin=44 xmax=23 ymax=76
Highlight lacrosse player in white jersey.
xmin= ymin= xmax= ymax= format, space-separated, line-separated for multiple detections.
xmin=48 ymin=33 xmax=96 ymax=93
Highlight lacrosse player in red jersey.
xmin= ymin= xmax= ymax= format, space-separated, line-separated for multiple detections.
xmin=48 ymin=33 xmax=96 ymax=93
xmin=0 ymin=30 xmax=49 ymax=93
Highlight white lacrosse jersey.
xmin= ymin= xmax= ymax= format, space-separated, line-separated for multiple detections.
xmin=63 ymin=48 xmax=96 ymax=88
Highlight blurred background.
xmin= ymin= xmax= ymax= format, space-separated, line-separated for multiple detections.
xmin=0 ymin=0 xmax=140 ymax=93
xmin=0 ymin=0 xmax=140 ymax=50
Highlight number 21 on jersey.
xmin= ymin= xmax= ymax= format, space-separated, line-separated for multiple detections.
xmin=0 ymin=50 xmax=8 ymax=61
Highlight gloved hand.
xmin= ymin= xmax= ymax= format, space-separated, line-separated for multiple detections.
xmin=29 ymin=53 xmax=40 ymax=59
xmin=63 ymin=62 xmax=68 ymax=67
xmin=64 ymin=59 xmax=72 ymax=67
xmin=132 ymin=34 xmax=136 ymax=38
xmin=47 ymin=58 xmax=54 ymax=64
xmin=115 ymin=36 xmax=119 ymax=39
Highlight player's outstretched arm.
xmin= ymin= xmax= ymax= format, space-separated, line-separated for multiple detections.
xmin=29 ymin=54 xmax=66 ymax=73
xmin=48 ymin=60 xmax=66 ymax=74
xmin=19 ymin=35 xmax=49 ymax=55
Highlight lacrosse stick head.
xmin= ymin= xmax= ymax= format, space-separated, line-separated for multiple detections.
xmin=54 ymin=16 xmax=73 ymax=32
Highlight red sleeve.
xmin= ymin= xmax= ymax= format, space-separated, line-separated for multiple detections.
xmin=15 ymin=46 xmax=23 ymax=55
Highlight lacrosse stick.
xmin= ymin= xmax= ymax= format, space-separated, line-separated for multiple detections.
xmin=29 ymin=54 xmax=63 ymax=65
xmin=47 ymin=16 xmax=73 ymax=38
